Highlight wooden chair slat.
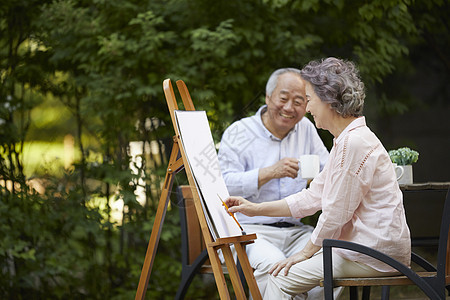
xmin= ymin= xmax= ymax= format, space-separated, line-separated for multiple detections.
xmin=319 ymin=272 xmax=438 ymax=287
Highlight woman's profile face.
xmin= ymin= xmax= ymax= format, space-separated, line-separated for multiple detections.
xmin=305 ymin=82 xmax=334 ymax=131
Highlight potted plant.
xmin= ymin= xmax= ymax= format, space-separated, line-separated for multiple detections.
xmin=388 ymin=147 xmax=419 ymax=185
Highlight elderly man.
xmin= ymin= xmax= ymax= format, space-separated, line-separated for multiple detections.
xmin=218 ymin=68 xmax=329 ymax=298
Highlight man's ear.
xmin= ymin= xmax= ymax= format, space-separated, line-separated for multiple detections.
xmin=265 ymin=94 xmax=270 ymax=106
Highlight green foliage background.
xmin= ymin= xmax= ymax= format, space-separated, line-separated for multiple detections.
xmin=0 ymin=0 xmax=448 ymax=298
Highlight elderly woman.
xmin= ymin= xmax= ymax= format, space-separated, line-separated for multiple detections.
xmin=225 ymin=57 xmax=411 ymax=299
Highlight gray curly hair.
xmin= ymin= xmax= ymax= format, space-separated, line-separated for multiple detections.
xmin=300 ymin=57 xmax=365 ymax=118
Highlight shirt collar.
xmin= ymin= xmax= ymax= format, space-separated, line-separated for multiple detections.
xmin=334 ymin=116 xmax=366 ymax=146
xmin=255 ymin=105 xmax=298 ymax=140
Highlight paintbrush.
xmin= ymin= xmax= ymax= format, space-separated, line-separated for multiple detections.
xmin=217 ymin=194 xmax=246 ymax=234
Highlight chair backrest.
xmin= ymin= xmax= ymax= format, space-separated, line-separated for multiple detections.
xmin=177 ymin=185 xmax=206 ymax=266
xmin=437 ymin=188 xmax=450 ymax=287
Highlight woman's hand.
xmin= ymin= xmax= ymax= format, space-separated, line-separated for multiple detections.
xmin=224 ymin=196 xmax=259 ymax=216
xmin=268 ymin=240 xmax=321 ymax=276
xmin=225 ymin=197 xmax=293 ymax=218
xmin=268 ymin=251 xmax=310 ymax=277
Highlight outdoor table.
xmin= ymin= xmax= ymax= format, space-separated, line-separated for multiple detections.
xmin=400 ymin=181 xmax=450 ymax=191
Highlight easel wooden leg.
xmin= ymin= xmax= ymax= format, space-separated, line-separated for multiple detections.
xmin=222 ymin=246 xmax=246 ymax=299
xmin=235 ymin=242 xmax=262 ymax=300
xmin=135 ymin=144 xmax=180 ymax=300
xmin=206 ymin=246 xmax=231 ymax=300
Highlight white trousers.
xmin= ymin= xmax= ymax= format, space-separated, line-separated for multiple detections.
xmin=243 ymin=224 xmax=334 ymax=299
xmin=263 ymin=250 xmax=396 ymax=299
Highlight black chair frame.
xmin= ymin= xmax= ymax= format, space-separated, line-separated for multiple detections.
xmin=323 ymin=188 xmax=450 ymax=300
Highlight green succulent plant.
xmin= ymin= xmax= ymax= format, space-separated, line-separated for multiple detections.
xmin=388 ymin=147 xmax=419 ymax=166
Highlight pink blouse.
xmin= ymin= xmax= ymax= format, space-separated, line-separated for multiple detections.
xmin=285 ymin=117 xmax=411 ymax=272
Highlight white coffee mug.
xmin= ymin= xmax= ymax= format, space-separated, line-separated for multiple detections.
xmin=393 ymin=163 xmax=404 ymax=181
xmin=299 ymin=155 xmax=320 ymax=179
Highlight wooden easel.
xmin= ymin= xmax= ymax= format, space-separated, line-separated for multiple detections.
xmin=135 ymin=79 xmax=261 ymax=300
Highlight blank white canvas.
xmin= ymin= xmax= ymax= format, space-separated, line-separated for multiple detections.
xmin=174 ymin=110 xmax=242 ymax=239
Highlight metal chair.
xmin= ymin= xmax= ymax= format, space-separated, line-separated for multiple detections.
xmin=322 ymin=188 xmax=450 ymax=299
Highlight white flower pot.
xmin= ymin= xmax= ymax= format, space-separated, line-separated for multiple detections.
xmin=395 ymin=164 xmax=413 ymax=185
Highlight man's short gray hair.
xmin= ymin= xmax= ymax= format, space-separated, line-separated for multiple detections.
xmin=265 ymin=68 xmax=302 ymax=97
xmin=300 ymin=57 xmax=365 ymax=118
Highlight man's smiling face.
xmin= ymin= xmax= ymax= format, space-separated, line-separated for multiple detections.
xmin=264 ymin=72 xmax=307 ymax=138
